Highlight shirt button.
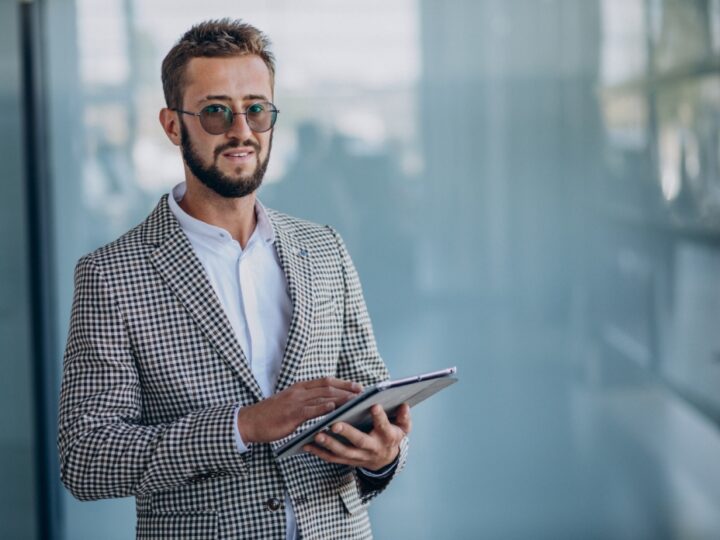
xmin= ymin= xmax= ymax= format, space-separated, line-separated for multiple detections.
xmin=264 ymin=497 xmax=282 ymax=512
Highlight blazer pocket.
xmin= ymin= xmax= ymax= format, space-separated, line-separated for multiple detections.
xmin=137 ymin=511 xmax=218 ymax=540
xmin=150 ymin=476 xmax=227 ymax=513
xmin=337 ymin=477 xmax=367 ymax=516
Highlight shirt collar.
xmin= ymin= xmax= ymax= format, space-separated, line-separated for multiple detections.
xmin=168 ymin=181 xmax=275 ymax=246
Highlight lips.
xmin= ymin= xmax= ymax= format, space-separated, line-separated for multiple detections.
xmin=220 ymin=147 xmax=255 ymax=163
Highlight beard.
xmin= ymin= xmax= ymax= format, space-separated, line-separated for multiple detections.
xmin=179 ymin=119 xmax=272 ymax=198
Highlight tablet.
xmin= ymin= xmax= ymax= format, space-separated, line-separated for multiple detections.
xmin=275 ymin=367 xmax=458 ymax=458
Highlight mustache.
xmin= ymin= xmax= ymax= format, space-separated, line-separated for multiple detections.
xmin=214 ymin=139 xmax=260 ymax=158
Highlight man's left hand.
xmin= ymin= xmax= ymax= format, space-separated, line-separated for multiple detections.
xmin=303 ymin=403 xmax=411 ymax=472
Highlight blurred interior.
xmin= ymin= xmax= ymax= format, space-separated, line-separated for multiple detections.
xmin=2 ymin=0 xmax=720 ymax=538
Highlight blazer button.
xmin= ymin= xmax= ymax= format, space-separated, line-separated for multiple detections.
xmin=265 ymin=497 xmax=282 ymax=512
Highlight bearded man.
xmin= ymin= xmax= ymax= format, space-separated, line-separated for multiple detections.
xmin=58 ymin=19 xmax=410 ymax=540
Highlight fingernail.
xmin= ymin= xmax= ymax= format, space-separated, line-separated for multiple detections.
xmin=333 ymin=424 xmax=343 ymax=433
xmin=317 ymin=435 xmax=325 ymax=443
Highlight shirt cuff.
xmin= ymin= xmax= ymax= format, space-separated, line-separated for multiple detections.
xmin=358 ymin=456 xmax=398 ymax=479
xmin=233 ymin=404 xmax=250 ymax=453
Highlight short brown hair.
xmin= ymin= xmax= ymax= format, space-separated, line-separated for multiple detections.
xmin=161 ymin=18 xmax=276 ymax=109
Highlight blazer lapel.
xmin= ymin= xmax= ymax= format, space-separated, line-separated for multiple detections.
xmin=271 ymin=218 xmax=314 ymax=393
xmin=144 ymin=196 xmax=265 ymax=403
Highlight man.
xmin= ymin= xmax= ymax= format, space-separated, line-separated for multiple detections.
xmin=58 ymin=19 xmax=410 ymax=540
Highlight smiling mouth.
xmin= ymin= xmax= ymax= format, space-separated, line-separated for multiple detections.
xmin=221 ymin=149 xmax=256 ymax=163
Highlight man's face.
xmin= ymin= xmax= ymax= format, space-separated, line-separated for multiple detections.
xmin=178 ymin=55 xmax=274 ymax=198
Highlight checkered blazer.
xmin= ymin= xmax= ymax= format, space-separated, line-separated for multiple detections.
xmin=58 ymin=195 xmax=408 ymax=540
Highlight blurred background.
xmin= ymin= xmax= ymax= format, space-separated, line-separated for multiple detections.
xmin=2 ymin=0 xmax=720 ymax=538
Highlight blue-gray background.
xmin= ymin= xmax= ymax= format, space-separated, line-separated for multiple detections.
xmin=2 ymin=0 xmax=720 ymax=538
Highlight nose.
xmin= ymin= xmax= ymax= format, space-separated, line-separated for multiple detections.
xmin=226 ymin=111 xmax=253 ymax=140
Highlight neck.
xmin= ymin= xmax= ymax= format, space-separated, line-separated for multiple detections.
xmin=179 ymin=177 xmax=257 ymax=249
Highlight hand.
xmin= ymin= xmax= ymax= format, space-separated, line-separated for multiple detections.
xmin=304 ymin=403 xmax=412 ymax=471
xmin=237 ymin=377 xmax=362 ymax=444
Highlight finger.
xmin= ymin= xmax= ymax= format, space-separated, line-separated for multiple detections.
xmin=370 ymin=405 xmax=393 ymax=440
xmin=305 ymin=397 xmax=341 ymax=407
xmin=303 ymin=386 xmax=357 ymax=399
xmin=329 ymin=422 xmax=379 ymax=452
xmin=304 ymin=377 xmax=363 ymax=393
xmin=394 ymin=403 xmax=412 ymax=435
xmin=313 ymin=431 xmax=368 ymax=462
xmin=303 ymin=443 xmax=361 ymax=467
xmin=301 ymin=401 xmax=336 ymax=420
xmin=303 ymin=386 xmax=360 ymax=403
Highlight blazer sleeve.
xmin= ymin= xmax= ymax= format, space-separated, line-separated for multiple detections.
xmin=327 ymin=227 xmax=409 ymax=502
xmin=58 ymin=255 xmax=251 ymax=501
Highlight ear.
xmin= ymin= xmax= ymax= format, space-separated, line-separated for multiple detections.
xmin=159 ymin=108 xmax=181 ymax=146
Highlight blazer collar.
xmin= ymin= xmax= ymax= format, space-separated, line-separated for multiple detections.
xmin=267 ymin=212 xmax=315 ymax=393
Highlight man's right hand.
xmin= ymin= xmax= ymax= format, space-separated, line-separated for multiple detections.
xmin=236 ymin=377 xmax=362 ymax=444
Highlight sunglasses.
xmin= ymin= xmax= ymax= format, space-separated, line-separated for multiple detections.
xmin=173 ymin=101 xmax=279 ymax=135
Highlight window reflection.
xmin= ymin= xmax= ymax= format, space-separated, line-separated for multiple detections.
xmin=650 ymin=0 xmax=714 ymax=74
xmin=597 ymin=0 xmax=720 ymax=425
xmin=657 ymin=77 xmax=720 ymax=223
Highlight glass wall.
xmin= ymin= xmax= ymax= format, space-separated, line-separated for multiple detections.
xmin=26 ymin=0 xmax=720 ymax=538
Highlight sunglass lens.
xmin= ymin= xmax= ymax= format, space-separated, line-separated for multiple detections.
xmin=246 ymin=102 xmax=277 ymax=132
xmin=199 ymin=105 xmax=232 ymax=134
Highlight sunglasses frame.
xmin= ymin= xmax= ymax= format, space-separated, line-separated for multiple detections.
xmin=173 ymin=102 xmax=279 ymax=135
